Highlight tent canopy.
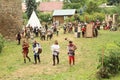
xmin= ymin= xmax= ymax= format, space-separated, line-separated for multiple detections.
xmin=26 ymin=10 xmax=42 ymax=29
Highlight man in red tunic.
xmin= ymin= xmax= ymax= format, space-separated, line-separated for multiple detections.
xmin=22 ymin=40 xmax=31 ymax=63
xmin=81 ymin=26 xmax=86 ymax=38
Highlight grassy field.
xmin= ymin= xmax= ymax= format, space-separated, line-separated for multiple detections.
xmin=0 ymin=30 xmax=120 ymax=80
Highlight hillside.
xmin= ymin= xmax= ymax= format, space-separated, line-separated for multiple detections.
xmin=0 ymin=30 xmax=120 ymax=80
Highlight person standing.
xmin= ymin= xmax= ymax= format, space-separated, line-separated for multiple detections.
xmin=67 ymin=41 xmax=77 ymax=66
xmin=16 ymin=32 xmax=21 ymax=45
xmin=33 ymin=40 xmax=42 ymax=64
xmin=51 ymin=40 xmax=60 ymax=66
xmin=30 ymin=32 xmax=34 ymax=43
xmin=63 ymin=24 xmax=67 ymax=34
xmin=46 ymin=28 xmax=53 ymax=40
xmin=93 ymin=22 xmax=98 ymax=37
xmin=81 ymin=26 xmax=86 ymax=38
xmin=22 ymin=40 xmax=31 ymax=63
xmin=40 ymin=27 xmax=46 ymax=41
xmin=45 ymin=23 xmax=48 ymax=31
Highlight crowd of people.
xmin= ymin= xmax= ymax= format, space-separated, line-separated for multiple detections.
xmin=16 ymin=19 xmax=113 ymax=45
xmin=16 ymin=22 xmax=77 ymax=66
xmin=62 ymin=19 xmax=114 ymax=37
xmin=62 ymin=20 xmax=100 ymax=38
xmin=15 ymin=19 xmax=113 ymax=66
xmin=19 ymin=23 xmax=59 ymax=42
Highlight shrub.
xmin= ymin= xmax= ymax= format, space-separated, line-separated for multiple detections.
xmin=37 ymin=13 xmax=52 ymax=23
xmin=97 ymin=41 xmax=120 ymax=79
xmin=79 ymin=12 xmax=105 ymax=22
xmin=64 ymin=16 xmax=70 ymax=23
xmin=64 ymin=15 xmax=77 ymax=23
xmin=0 ymin=34 xmax=4 ymax=53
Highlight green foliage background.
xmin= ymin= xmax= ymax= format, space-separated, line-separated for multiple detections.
xmin=25 ymin=0 xmax=37 ymax=19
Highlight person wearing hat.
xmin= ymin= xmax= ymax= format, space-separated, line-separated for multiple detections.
xmin=67 ymin=41 xmax=77 ymax=66
xmin=51 ymin=40 xmax=60 ymax=66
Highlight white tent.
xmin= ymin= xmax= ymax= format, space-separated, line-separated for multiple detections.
xmin=26 ymin=10 xmax=42 ymax=28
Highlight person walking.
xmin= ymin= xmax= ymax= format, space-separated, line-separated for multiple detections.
xmin=33 ymin=40 xmax=42 ymax=64
xmin=67 ymin=41 xmax=77 ymax=66
xmin=30 ymin=32 xmax=34 ymax=43
xmin=16 ymin=32 xmax=21 ymax=45
xmin=40 ymin=27 xmax=46 ymax=41
xmin=45 ymin=23 xmax=48 ymax=31
xmin=46 ymin=28 xmax=53 ymax=40
xmin=22 ymin=40 xmax=31 ymax=63
xmin=63 ymin=24 xmax=67 ymax=34
xmin=93 ymin=22 xmax=98 ymax=37
xmin=51 ymin=40 xmax=60 ymax=66
xmin=81 ymin=26 xmax=86 ymax=38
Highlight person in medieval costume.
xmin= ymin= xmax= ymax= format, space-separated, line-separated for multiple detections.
xmin=51 ymin=40 xmax=60 ymax=66
xmin=22 ymin=40 xmax=31 ymax=63
xmin=67 ymin=41 xmax=77 ymax=66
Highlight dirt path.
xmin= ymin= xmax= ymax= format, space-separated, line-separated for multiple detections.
xmin=1 ymin=63 xmax=68 ymax=80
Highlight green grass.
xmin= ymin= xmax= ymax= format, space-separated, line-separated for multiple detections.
xmin=0 ymin=30 xmax=120 ymax=80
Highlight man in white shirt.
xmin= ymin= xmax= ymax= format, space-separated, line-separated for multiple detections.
xmin=33 ymin=40 xmax=42 ymax=64
xmin=51 ymin=40 xmax=60 ymax=66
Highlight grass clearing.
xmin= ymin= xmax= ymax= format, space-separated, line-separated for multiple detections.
xmin=0 ymin=30 xmax=120 ymax=80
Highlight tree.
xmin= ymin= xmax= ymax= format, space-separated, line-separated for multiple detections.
xmin=63 ymin=3 xmax=81 ymax=9
xmin=38 ymin=13 xmax=52 ymax=23
xmin=25 ymin=0 xmax=37 ymax=19
xmin=88 ymin=0 xmax=107 ymax=5
xmin=86 ymin=1 xmax=100 ymax=14
xmin=69 ymin=0 xmax=82 ymax=3
xmin=70 ymin=0 xmax=86 ymax=5
xmin=63 ymin=0 xmax=86 ymax=9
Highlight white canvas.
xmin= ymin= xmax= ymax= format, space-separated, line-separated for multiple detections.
xmin=26 ymin=10 xmax=42 ymax=29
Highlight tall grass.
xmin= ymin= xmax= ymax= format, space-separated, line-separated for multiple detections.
xmin=0 ymin=30 xmax=120 ymax=80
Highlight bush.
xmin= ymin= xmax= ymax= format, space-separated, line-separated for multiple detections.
xmin=0 ymin=34 xmax=4 ymax=53
xmin=37 ymin=13 xmax=52 ymax=23
xmin=79 ymin=12 xmax=105 ymax=22
xmin=97 ymin=41 xmax=120 ymax=79
xmin=64 ymin=15 xmax=77 ymax=23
